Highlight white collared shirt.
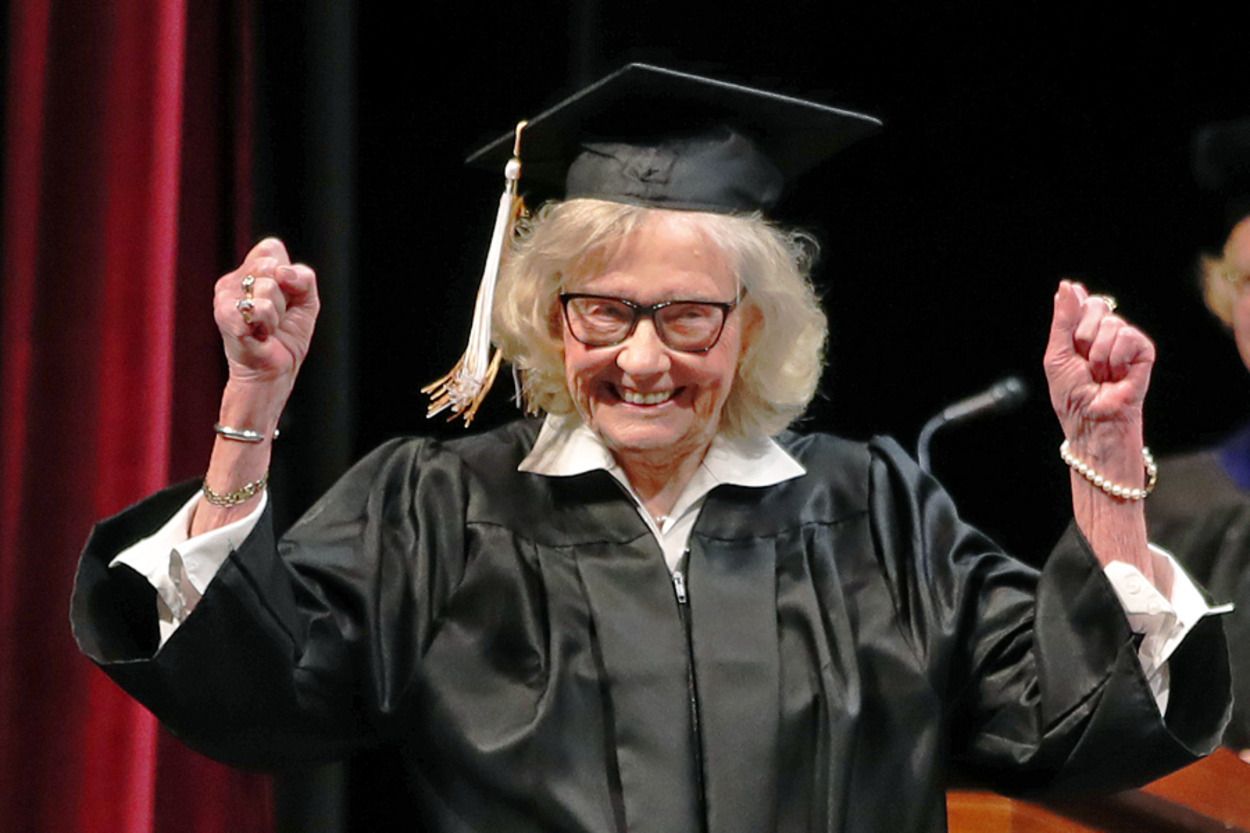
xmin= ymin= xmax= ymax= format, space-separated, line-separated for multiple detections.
xmin=518 ymin=414 xmax=805 ymax=572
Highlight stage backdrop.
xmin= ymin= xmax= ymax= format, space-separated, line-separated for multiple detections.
xmin=0 ymin=1 xmax=272 ymax=831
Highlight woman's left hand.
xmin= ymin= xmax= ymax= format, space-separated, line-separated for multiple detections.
xmin=1043 ymin=279 xmax=1167 ymax=590
xmin=1044 ymin=279 xmax=1155 ymax=439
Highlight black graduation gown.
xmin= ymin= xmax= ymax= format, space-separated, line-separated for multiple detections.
xmin=72 ymin=419 xmax=1230 ymax=833
xmin=1149 ymin=447 xmax=1250 ymax=747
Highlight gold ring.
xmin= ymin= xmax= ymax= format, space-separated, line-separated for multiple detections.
xmin=242 ymin=274 xmax=256 ymax=299
xmin=1091 ymin=294 xmax=1117 ymax=314
xmin=236 ymin=297 xmax=255 ymax=325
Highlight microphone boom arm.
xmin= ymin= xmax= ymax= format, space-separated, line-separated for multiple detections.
xmin=916 ymin=375 xmax=1029 ymax=474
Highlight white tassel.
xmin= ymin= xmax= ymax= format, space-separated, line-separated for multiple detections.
xmin=423 ymin=123 xmax=526 ymax=426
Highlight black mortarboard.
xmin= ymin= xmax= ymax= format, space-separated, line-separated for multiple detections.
xmin=1192 ymin=117 xmax=1250 ymax=234
xmin=466 ymin=63 xmax=882 ymax=214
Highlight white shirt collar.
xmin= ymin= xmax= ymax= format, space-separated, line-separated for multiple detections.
xmin=519 ymin=414 xmax=806 ymax=489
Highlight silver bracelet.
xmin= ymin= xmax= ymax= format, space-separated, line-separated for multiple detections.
xmin=1059 ymin=440 xmax=1158 ymax=501
xmin=202 ymin=473 xmax=268 ymax=507
xmin=214 ymin=422 xmax=280 ymax=443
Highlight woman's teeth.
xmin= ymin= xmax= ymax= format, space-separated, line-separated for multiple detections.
xmin=620 ymin=388 xmax=675 ymax=405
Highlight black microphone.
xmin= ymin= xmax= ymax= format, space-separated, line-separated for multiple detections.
xmin=917 ymin=376 xmax=1029 ymax=473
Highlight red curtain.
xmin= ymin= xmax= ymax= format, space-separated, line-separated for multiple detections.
xmin=1 ymin=2 xmax=271 ymax=831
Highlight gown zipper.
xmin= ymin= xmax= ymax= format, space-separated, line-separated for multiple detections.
xmin=672 ymin=567 xmax=688 ymax=605
xmin=673 ymin=553 xmax=708 ymax=832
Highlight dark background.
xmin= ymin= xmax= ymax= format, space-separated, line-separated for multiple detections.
xmin=215 ymin=3 xmax=1250 ymax=829
xmin=257 ymin=1 xmax=1248 ymax=556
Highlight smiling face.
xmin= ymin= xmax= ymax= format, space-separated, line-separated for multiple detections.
xmin=561 ymin=211 xmax=745 ymax=471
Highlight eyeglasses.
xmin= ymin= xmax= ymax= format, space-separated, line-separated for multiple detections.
xmin=559 ymin=293 xmax=739 ymax=353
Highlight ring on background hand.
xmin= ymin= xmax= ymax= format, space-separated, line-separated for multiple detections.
xmin=242 ymin=274 xmax=256 ymax=298
xmin=236 ymin=297 xmax=255 ymax=325
xmin=1091 ymin=294 xmax=1117 ymax=313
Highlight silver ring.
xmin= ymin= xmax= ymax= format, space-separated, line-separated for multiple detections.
xmin=1091 ymin=294 xmax=1117 ymax=314
xmin=242 ymin=274 xmax=256 ymax=298
xmin=236 ymin=297 xmax=255 ymax=325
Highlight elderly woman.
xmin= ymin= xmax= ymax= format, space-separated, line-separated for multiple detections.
xmin=74 ymin=66 xmax=1228 ymax=833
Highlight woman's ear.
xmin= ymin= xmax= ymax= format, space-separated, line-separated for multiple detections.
xmin=548 ymin=304 xmax=564 ymax=340
xmin=739 ymin=301 xmax=764 ymax=352
xmin=547 ymin=280 xmax=566 ymax=340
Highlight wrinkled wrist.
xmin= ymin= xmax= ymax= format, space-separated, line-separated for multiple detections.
xmin=219 ymin=379 xmax=289 ymax=437
xmin=1064 ymin=416 xmax=1144 ymax=484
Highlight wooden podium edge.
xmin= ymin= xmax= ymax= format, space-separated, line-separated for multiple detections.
xmin=948 ymin=750 xmax=1250 ymax=833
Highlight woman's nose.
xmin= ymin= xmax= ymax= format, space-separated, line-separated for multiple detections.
xmin=615 ymin=319 xmax=672 ymax=377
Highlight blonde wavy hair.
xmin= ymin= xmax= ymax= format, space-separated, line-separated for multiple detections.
xmin=492 ymin=198 xmax=828 ymax=439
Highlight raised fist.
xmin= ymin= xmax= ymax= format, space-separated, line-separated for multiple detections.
xmin=212 ymin=237 xmax=320 ymax=389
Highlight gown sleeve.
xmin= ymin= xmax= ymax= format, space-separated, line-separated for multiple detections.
xmin=863 ymin=436 xmax=1232 ymax=794
xmin=71 ymin=437 xmax=463 ymax=769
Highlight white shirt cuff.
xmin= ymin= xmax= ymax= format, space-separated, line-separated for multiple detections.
xmin=109 ymin=491 xmax=267 ymax=639
xmin=1103 ymin=545 xmax=1234 ymax=715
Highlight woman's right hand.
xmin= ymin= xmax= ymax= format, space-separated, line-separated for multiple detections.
xmin=213 ymin=237 xmax=320 ymax=393
xmin=192 ymin=239 xmax=318 ymax=535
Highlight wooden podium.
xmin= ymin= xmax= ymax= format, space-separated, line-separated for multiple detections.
xmin=948 ymin=749 xmax=1250 ymax=833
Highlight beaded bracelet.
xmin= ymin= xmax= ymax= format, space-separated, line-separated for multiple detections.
xmin=1059 ymin=440 xmax=1158 ymax=501
xmin=202 ymin=473 xmax=268 ymax=507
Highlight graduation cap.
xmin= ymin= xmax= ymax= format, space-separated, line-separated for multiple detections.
xmin=426 ymin=64 xmax=882 ymax=425
xmin=467 ymin=63 xmax=882 ymax=214
xmin=1192 ymin=117 xmax=1250 ymax=237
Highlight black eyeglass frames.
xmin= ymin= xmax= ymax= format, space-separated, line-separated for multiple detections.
xmin=559 ymin=293 xmax=739 ymax=353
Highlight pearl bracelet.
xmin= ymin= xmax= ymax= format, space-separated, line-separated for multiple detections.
xmin=1059 ymin=440 xmax=1158 ymax=501
xmin=202 ymin=473 xmax=268 ymax=507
